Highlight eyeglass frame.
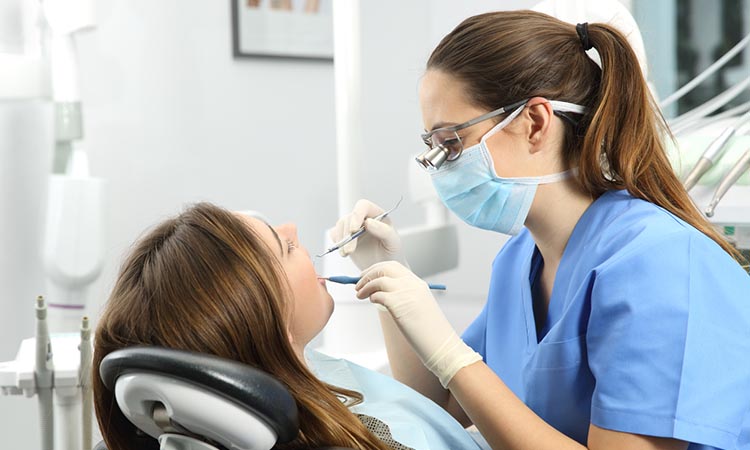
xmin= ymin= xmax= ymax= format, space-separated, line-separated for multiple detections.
xmin=419 ymin=99 xmax=529 ymax=163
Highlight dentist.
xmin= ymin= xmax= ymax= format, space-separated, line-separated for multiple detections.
xmin=330 ymin=10 xmax=750 ymax=450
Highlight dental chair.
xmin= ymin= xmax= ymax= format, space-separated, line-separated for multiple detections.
xmin=97 ymin=346 xmax=354 ymax=450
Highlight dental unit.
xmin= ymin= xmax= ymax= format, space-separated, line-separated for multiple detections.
xmin=682 ymin=109 xmax=750 ymax=191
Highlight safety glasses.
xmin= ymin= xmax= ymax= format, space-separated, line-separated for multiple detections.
xmin=416 ymin=99 xmax=528 ymax=170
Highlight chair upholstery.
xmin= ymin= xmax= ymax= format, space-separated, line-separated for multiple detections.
xmin=98 ymin=347 xmax=357 ymax=450
xmin=100 ymin=347 xmax=299 ymax=443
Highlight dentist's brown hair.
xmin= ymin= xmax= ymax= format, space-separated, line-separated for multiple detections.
xmin=427 ymin=10 xmax=744 ymax=264
xmin=92 ymin=202 xmax=389 ymax=450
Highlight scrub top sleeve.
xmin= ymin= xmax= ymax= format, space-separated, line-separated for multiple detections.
xmin=587 ymin=232 xmax=750 ymax=449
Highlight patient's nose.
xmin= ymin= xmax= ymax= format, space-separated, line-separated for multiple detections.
xmin=275 ymin=223 xmax=298 ymax=240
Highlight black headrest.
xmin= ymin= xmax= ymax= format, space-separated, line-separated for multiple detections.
xmin=100 ymin=346 xmax=299 ymax=444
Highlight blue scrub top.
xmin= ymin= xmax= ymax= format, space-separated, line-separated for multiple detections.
xmin=462 ymin=189 xmax=750 ymax=449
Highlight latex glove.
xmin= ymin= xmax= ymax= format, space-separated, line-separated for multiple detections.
xmin=355 ymin=261 xmax=482 ymax=388
xmin=329 ymin=199 xmax=407 ymax=271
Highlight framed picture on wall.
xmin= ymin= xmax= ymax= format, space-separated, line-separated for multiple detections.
xmin=231 ymin=0 xmax=333 ymax=61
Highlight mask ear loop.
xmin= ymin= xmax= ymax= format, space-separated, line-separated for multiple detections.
xmin=480 ymin=99 xmax=588 ymax=183
xmin=480 ymin=102 xmax=529 ymax=143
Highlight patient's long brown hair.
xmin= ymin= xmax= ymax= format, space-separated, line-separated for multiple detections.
xmin=93 ymin=203 xmax=389 ymax=450
xmin=428 ymin=10 xmax=745 ymax=265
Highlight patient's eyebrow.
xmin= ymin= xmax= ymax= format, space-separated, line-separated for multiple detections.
xmin=265 ymin=222 xmax=284 ymax=257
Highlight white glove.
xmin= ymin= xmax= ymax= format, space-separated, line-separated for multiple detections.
xmin=355 ymin=261 xmax=482 ymax=388
xmin=329 ymin=199 xmax=407 ymax=271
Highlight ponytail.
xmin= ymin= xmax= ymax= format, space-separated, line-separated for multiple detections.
xmin=581 ymin=23 xmax=746 ymax=265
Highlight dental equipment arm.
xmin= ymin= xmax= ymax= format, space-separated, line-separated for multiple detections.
xmin=705 ymin=149 xmax=750 ymax=217
xmin=660 ymin=33 xmax=750 ymax=109
xmin=682 ymin=109 xmax=750 ymax=191
xmin=35 ymin=296 xmax=54 ymax=450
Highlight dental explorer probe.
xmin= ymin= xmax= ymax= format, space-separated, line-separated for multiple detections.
xmin=682 ymin=109 xmax=750 ymax=191
xmin=705 ymin=149 xmax=750 ymax=217
xmin=320 ymin=275 xmax=446 ymax=291
xmin=35 ymin=295 xmax=54 ymax=450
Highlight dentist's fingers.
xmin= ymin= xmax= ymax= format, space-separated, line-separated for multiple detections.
xmin=347 ymin=200 xmax=382 ymax=236
xmin=355 ymin=263 xmax=388 ymax=290
xmin=355 ymin=261 xmax=416 ymax=289
xmin=370 ymin=291 xmax=401 ymax=312
xmin=329 ymin=219 xmax=357 ymax=257
xmin=329 ymin=217 xmax=348 ymax=243
xmin=340 ymin=236 xmax=357 ymax=257
xmin=354 ymin=199 xmax=386 ymax=219
xmin=340 ymin=213 xmax=363 ymax=255
xmin=369 ymin=291 xmax=394 ymax=309
xmin=356 ymin=261 xmax=411 ymax=289
xmin=339 ymin=200 xmax=389 ymax=256
xmin=355 ymin=276 xmax=401 ymax=299
xmin=347 ymin=206 xmax=367 ymax=234
xmin=363 ymin=218 xmax=400 ymax=250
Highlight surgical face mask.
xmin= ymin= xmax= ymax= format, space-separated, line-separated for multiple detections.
xmin=427 ymin=101 xmax=582 ymax=235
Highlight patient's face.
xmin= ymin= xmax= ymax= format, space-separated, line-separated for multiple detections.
xmin=239 ymin=215 xmax=334 ymax=350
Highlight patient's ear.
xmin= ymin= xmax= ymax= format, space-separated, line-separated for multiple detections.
xmin=287 ymin=329 xmax=307 ymax=363
xmin=287 ymin=329 xmax=295 ymax=345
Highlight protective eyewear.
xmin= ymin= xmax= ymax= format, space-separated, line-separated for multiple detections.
xmin=416 ymin=99 xmax=528 ymax=170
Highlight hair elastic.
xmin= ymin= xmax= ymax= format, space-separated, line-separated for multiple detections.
xmin=576 ymin=23 xmax=593 ymax=51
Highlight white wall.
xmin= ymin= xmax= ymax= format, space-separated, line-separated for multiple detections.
xmin=77 ymin=0 xmax=338 ymax=263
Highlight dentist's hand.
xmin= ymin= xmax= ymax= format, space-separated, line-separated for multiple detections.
xmin=329 ymin=199 xmax=407 ymax=270
xmin=355 ymin=261 xmax=482 ymax=388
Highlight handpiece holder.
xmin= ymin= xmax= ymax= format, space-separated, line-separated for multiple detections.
xmin=0 ymin=302 xmax=92 ymax=450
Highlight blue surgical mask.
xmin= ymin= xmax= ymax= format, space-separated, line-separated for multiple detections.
xmin=428 ymin=101 xmax=580 ymax=235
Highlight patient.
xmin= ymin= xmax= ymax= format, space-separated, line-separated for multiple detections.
xmin=93 ymin=202 xmax=481 ymax=450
